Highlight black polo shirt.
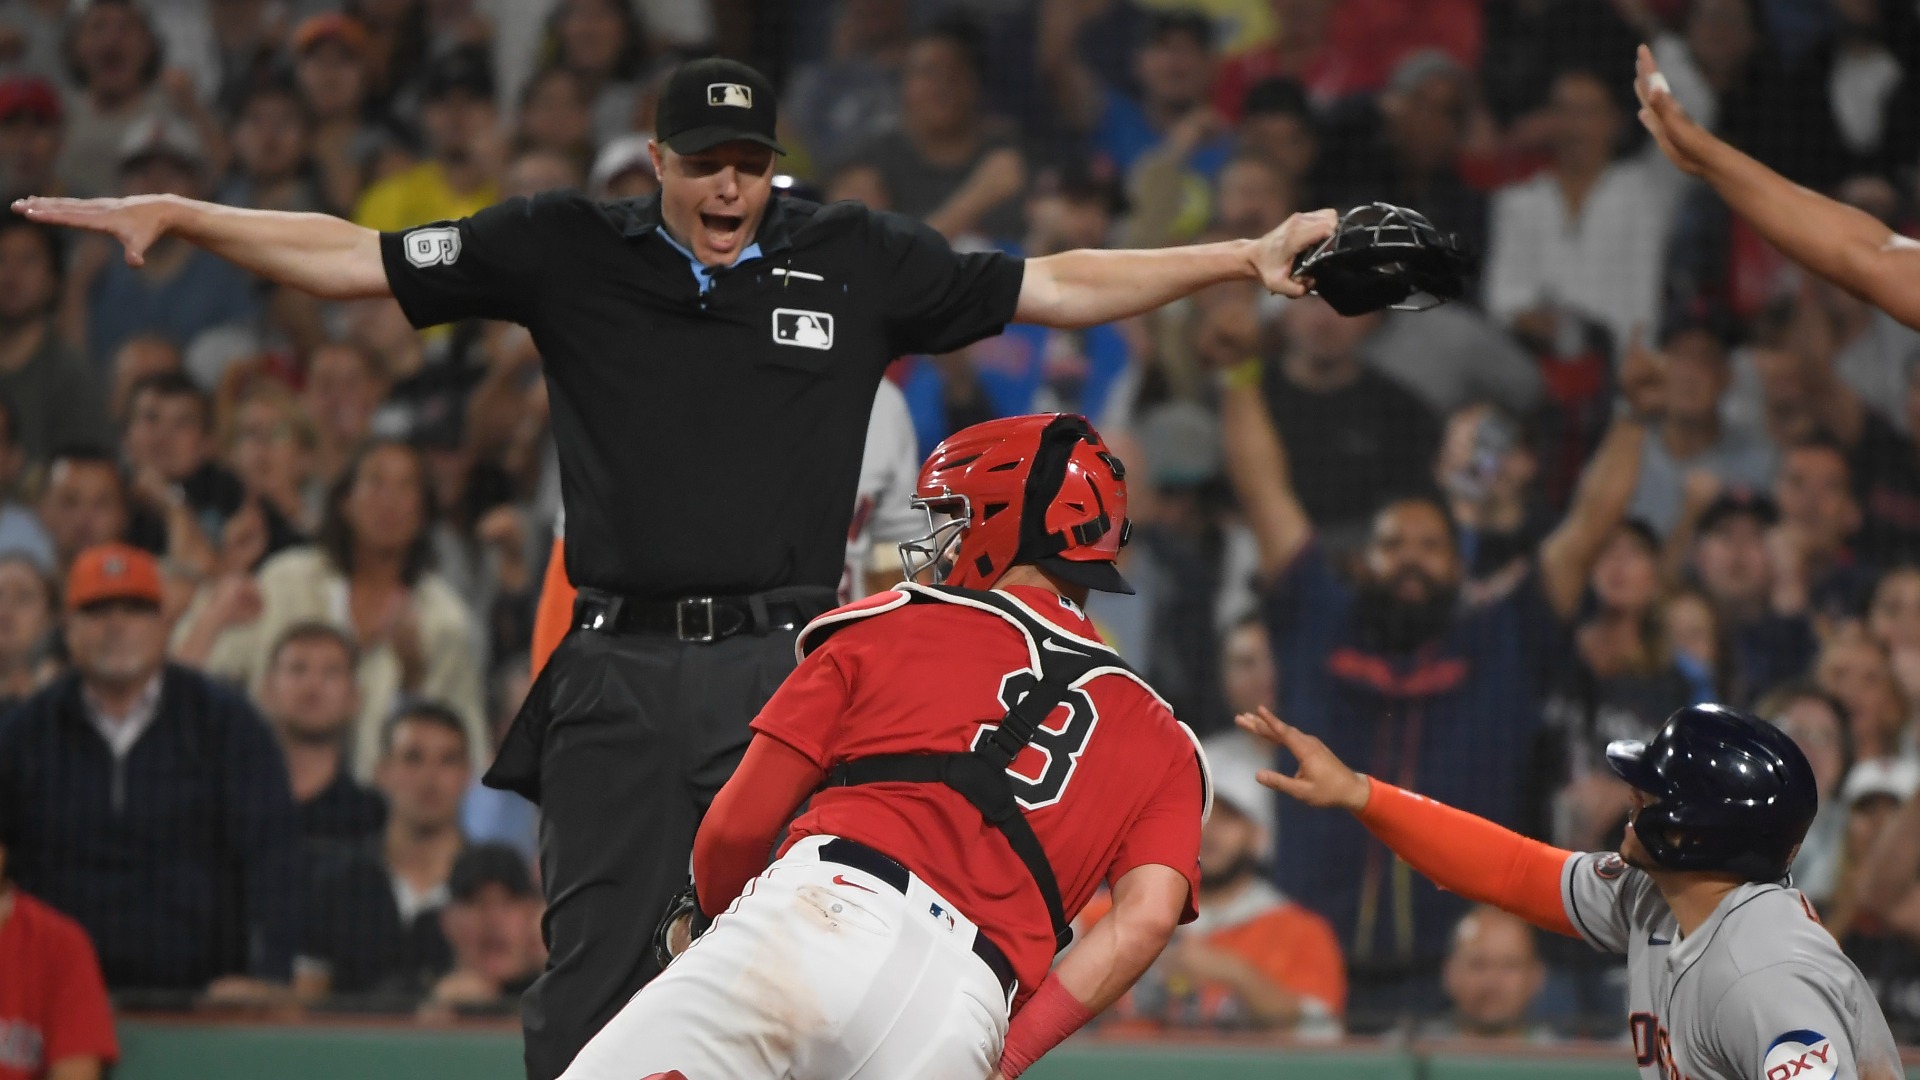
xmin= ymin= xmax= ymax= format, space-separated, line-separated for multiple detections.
xmin=379 ymin=193 xmax=1025 ymax=597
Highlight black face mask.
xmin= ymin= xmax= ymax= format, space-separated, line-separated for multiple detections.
xmin=1355 ymin=568 xmax=1460 ymax=654
xmin=1199 ymin=851 xmax=1262 ymax=891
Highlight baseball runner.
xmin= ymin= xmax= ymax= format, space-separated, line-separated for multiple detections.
xmin=1240 ymin=702 xmax=1901 ymax=1080
xmin=560 ymin=413 xmax=1211 ymax=1079
xmin=1635 ymin=44 xmax=1920 ymax=331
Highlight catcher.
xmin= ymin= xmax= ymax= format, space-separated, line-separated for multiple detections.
xmin=561 ymin=413 xmax=1210 ymax=1079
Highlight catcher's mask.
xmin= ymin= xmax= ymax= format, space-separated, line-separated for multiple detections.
xmin=899 ymin=414 xmax=1133 ymax=594
xmin=1290 ymin=202 xmax=1474 ymax=317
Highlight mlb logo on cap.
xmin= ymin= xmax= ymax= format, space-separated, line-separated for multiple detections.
xmin=707 ymin=83 xmax=752 ymax=109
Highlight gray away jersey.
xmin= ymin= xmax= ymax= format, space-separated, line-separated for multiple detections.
xmin=1561 ymin=852 xmax=1902 ymax=1080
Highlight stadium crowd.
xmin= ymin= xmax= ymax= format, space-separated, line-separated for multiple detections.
xmin=8 ymin=0 xmax=1920 ymax=1063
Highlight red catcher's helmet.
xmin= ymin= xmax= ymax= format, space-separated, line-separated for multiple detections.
xmin=900 ymin=414 xmax=1133 ymax=594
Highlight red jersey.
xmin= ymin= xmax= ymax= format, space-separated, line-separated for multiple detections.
xmin=750 ymin=584 xmax=1208 ymax=997
xmin=0 ymin=891 xmax=117 ymax=1080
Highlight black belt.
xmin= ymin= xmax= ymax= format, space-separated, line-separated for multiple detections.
xmin=819 ymin=838 xmax=1018 ymax=1001
xmin=573 ymin=586 xmax=837 ymax=643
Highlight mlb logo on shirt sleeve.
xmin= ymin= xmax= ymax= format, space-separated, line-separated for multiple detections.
xmin=708 ymin=83 xmax=752 ymax=108
xmin=773 ymin=308 xmax=834 ymax=350
xmin=1764 ymin=1030 xmax=1837 ymax=1080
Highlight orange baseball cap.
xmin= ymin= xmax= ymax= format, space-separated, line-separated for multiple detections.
xmin=293 ymin=13 xmax=371 ymax=57
xmin=66 ymin=543 xmax=163 ymax=611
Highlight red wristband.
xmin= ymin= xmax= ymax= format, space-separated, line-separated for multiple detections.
xmin=998 ymin=974 xmax=1095 ymax=1079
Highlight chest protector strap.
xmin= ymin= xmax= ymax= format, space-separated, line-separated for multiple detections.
xmin=822 ymin=584 xmax=1131 ymax=953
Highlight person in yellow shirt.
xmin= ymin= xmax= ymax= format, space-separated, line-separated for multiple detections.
xmin=354 ymin=47 xmax=501 ymax=232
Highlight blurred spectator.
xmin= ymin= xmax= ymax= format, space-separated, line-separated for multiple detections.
xmin=1420 ymin=906 xmax=1553 ymax=1041
xmin=1321 ymin=49 xmax=1487 ymax=255
xmin=35 ymin=450 xmax=128 ymax=570
xmin=218 ymin=77 xmax=329 ymax=216
xmin=542 ymin=0 xmax=651 ymax=147
xmin=512 ymin=66 xmax=592 ymax=176
xmin=1485 ymin=67 xmax=1682 ymax=361
xmin=1673 ymin=491 xmax=1813 ymax=703
xmin=1236 ymin=77 xmax=1318 ymax=192
xmin=104 ymin=334 xmax=179 ymax=426
xmin=1477 ymin=0 xmax=1638 ymax=131
xmin=353 ymin=46 xmax=499 ymax=232
xmin=0 ymin=0 xmax=65 ymax=86
xmin=785 ymin=0 xmax=907 ymax=174
xmin=1772 ymin=438 xmax=1871 ymax=623
xmin=0 ymin=217 xmax=110 ymax=466
xmin=1081 ymin=793 xmax=1345 ymax=1035
xmin=120 ymin=372 xmax=260 ymax=556
xmin=0 ymin=804 xmax=119 ymax=1080
xmin=1870 ymin=566 xmax=1920 ymax=702
xmin=1219 ymin=285 xmax=1644 ymax=1020
xmin=420 ymin=842 xmax=543 ymax=1016
xmin=1816 ymin=623 xmax=1909 ymax=764
xmin=1213 ymin=152 xmax=1291 ymax=239
xmin=1535 ymin=521 xmax=1704 ymax=853
xmin=501 ymin=146 xmax=581 ymax=199
xmin=1832 ymin=359 xmax=1920 ymax=568
xmin=291 ymin=14 xmax=381 ymax=215
xmin=1199 ymin=616 xmax=1280 ymax=822
xmin=297 ymin=703 xmax=467 ymax=1003
xmin=586 ymin=132 xmax=655 ymax=200
xmin=459 ymin=657 xmax=536 ymax=861
xmin=0 ymin=76 xmax=66 ymax=201
xmin=1662 ymin=584 xmax=1729 ymax=700
xmin=962 ymin=167 xmax=1132 ymax=421
xmin=222 ymin=379 xmax=318 ymax=540
xmin=1258 ymin=293 xmax=1439 ymax=549
xmin=1434 ymin=403 xmax=1547 ymax=594
xmin=1838 ymin=757 xmax=1920 ymax=1040
xmin=259 ymin=622 xmax=385 ymax=851
xmin=53 ymin=0 xmax=169 ymax=195
xmin=0 ymin=554 xmax=56 ymax=710
xmin=0 ymin=542 xmax=301 ymax=994
xmin=175 ymin=439 xmax=485 ymax=780
xmin=1364 ymin=301 xmax=1541 ymax=421
xmin=1042 ymin=7 xmax=1228 ymax=178
xmin=1758 ymin=682 xmax=1853 ymax=908
xmin=1626 ymin=326 xmax=1777 ymax=535
xmin=1212 ymin=0 xmax=1483 ymax=116
xmin=842 ymin=22 xmax=1028 ymax=244
xmin=301 ymin=341 xmax=388 ymax=503
xmin=78 ymin=114 xmax=261 ymax=372
xmin=196 ymin=0 xmax=285 ymax=121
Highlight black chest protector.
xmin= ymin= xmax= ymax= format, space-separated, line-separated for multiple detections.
xmin=812 ymin=584 xmax=1154 ymax=954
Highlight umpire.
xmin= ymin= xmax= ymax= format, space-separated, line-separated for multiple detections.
xmin=17 ymin=55 xmax=1337 ymax=1077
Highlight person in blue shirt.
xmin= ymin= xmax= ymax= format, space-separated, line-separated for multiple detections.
xmin=1213 ymin=289 xmax=1651 ymax=1028
xmin=1039 ymin=6 xmax=1233 ymax=179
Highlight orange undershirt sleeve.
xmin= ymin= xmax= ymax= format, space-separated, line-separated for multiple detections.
xmin=1354 ymin=777 xmax=1579 ymax=938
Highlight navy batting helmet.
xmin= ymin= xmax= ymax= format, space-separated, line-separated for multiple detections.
xmin=1605 ymin=704 xmax=1818 ymax=882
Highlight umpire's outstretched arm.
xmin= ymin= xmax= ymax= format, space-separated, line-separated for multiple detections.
xmin=11 ymin=192 xmax=1341 ymax=330
xmin=14 ymin=193 xmax=394 ymax=301
xmin=1635 ymin=45 xmax=1920 ymax=330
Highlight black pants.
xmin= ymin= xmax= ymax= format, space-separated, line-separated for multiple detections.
xmin=486 ymin=623 xmax=802 ymax=1080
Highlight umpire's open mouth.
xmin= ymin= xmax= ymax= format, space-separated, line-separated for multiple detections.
xmin=700 ymin=212 xmax=748 ymax=252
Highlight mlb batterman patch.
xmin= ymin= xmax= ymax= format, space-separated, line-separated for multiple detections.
xmin=1764 ymin=1030 xmax=1837 ymax=1080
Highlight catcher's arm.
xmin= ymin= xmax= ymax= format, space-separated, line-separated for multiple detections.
xmin=997 ymin=863 xmax=1189 ymax=1080
xmin=1636 ymin=45 xmax=1920 ymax=330
xmin=1237 ymin=707 xmax=1579 ymax=937
xmin=13 ymin=194 xmax=388 ymax=300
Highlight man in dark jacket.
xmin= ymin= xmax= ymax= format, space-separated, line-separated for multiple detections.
xmin=0 ymin=542 xmax=301 ymax=997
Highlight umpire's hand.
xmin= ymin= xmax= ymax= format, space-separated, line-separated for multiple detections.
xmin=1250 ymin=209 xmax=1340 ymax=298
xmin=1236 ymin=707 xmax=1373 ymax=813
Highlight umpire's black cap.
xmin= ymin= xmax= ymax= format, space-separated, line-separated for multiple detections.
xmin=656 ymin=58 xmax=785 ymax=156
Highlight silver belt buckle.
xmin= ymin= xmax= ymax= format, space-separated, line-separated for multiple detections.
xmin=676 ymin=596 xmax=717 ymax=643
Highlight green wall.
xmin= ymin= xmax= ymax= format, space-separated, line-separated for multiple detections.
xmin=118 ymin=1021 xmax=1646 ymax=1080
